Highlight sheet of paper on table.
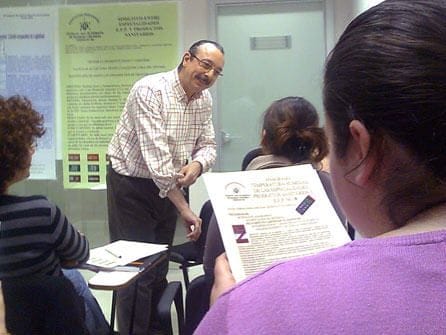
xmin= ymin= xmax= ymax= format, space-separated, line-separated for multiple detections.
xmin=86 ymin=240 xmax=168 ymax=269
xmin=203 ymin=164 xmax=351 ymax=282
xmin=88 ymin=270 xmax=140 ymax=287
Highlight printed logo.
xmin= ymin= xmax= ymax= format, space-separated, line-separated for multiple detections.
xmin=66 ymin=13 xmax=103 ymax=42
xmin=232 ymin=224 xmax=250 ymax=244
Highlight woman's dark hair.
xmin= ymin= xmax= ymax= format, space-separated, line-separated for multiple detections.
xmin=0 ymin=95 xmax=45 ymax=193
xmin=324 ymin=0 xmax=446 ymax=225
xmin=261 ymin=96 xmax=328 ymax=166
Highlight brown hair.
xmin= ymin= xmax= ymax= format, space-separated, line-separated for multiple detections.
xmin=261 ymin=96 xmax=328 ymax=166
xmin=324 ymin=0 xmax=446 ymax=225
xmin=0 ymin=96 xmax=45 ymax=193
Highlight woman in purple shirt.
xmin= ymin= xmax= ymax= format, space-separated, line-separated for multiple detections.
xmin=196 ymin=1 xmax=446 ymax=334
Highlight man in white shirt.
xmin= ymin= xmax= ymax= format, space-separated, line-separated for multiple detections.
xmin=107 ymin=40 xmax=224 ymax=334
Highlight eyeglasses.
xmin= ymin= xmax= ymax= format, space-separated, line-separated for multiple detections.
xmin=190 ymin=53 xmax=223 ymax=77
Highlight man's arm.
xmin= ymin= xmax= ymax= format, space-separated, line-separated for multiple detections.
xmin=191 ymin=112 xmax=217 ymax=174
xmin=177 ymin=161 xmax=202 ymax=188
xmin=131 ymin=85 xmax=178 ymax=198
xmin=130 ymin=83 xmax=203 ymax=240
xmin=167 ymin=187 xmax=201 ymax=241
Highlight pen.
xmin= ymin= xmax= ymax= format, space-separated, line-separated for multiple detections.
xmin=105 ymin=248 xmax=122 ymax=258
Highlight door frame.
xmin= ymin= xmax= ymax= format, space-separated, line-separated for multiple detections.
xmin=208 ymin=0 xmax=334 ymax=170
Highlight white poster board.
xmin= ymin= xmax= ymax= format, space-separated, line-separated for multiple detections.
xmin=204 ymin=164 xmax=351 ymax=282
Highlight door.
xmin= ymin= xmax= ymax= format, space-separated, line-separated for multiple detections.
xmin=214 ymin=1 xmax=327 ymax=171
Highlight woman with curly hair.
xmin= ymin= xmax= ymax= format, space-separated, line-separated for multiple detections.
xmin=0 ymin=95 xmax=108 ymax=334
xmin=0 ymin=95 xmax=45 ymax=193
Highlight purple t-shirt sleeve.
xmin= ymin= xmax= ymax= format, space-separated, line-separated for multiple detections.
xmin=194 ymin=293 xmax=230 ymax=334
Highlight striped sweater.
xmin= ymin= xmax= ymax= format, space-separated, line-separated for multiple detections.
xmin=0 ymin=194 xmax=89 ymax=278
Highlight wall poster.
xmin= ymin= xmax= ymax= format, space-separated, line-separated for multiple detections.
xmin=0 ymin=7 xmax=57 ymax=180
xmin=59 ymin=2 xmax=179 ymax=189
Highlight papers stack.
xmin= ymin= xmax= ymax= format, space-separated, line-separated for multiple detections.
xmin=84 ymin=240 xmax=168 ymax=272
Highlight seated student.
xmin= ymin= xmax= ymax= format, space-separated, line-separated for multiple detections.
xmin=2 ymin=274 xmax=87 ymax=335
xmin=195 ymin=0 xmax=446 ymax=333
xmin=0 ymin=95 xmax=108 ymax=335
xmin=203 ymin=96 xmax=346 ymax=283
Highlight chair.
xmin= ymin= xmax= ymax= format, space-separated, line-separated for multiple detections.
xmin=157 ymin=275 xmax=211 ymax=335
xmin=241 ymin=147 xmax=263 ymax=171
xmin=184 ymin=274 xmax=211 ymax=335
xmin=170 ymin=200 xmax=214 ymax=288
xmin=2 ymin=275 xmax=88 ymax=335
xmin=156 ymin=281 xmax=185 ymax=335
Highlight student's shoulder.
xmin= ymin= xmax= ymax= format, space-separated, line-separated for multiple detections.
xmin=0 ymin=195 xmax=56 ymax=215
xmin=27 ymin=194 xmax=51 ymax=204
xmin=1 ymin=194 xmax=49 ymax=204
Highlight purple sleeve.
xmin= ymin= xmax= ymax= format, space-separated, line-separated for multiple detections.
xmin=194 ymin=294 xmax=230 ymax=334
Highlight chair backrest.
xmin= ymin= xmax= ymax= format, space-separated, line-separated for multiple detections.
xmin=157 ymin=281 xmax=184 ymax=335
xmin=184 ymin=275 xmax=211 ymax=335
xmin=2 ymin=275 xmax=87 ymax=335
xmin=241 ymin=147 xmax=263 ymax=171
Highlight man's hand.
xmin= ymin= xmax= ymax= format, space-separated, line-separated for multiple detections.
xmin=179 ymin=207 xmax=202 ymax=241
xmin=177 ymin=161 xmax=202 ymax=188
xmin=210 ymin=253 xmax=236 ymax=306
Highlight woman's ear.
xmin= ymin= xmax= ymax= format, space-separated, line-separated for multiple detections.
xmin=347 ymin=120 xmax=376 ymax=186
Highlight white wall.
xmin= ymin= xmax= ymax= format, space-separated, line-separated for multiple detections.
xmin=181 ymin=0 xmax=209 ymax=49
xmin=188 ymin=0 xmax=361 ymax=214
xmin=355 ymin=0 xmax=384 ymax=14
xmin=332 ymin=0 xmax=357 ymax=41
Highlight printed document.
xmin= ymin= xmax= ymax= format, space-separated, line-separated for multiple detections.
xmin=86 ymin=240 xmax=168 ymax=269
xmin=203 ymin=164 xmax=351 ymax=282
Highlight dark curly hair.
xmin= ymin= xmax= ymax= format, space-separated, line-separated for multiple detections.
xmin=0 ymin=95 xmax=45 ymax=193
xmin=261 ymin=96 xmax=328 ymax=166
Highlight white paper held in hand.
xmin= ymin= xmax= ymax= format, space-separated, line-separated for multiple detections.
xmin=203 ymin=164 xmax=351 ymax=282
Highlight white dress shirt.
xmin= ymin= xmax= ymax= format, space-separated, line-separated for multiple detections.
xmin=108 ymin=69 xmax=217 ymax=197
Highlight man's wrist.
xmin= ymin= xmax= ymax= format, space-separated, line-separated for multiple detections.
xmin=193 ymin=161 xmax=203 ymax=176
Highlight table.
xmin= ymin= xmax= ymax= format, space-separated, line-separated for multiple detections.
xmin=88 ymin=251 xmax=168 ymax=335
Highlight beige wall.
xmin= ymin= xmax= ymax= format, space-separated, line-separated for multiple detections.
xmin=333 ymin=0 xmax=357 ymax=42
xmin=181 ymin=0 xmax=209 ymax=49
